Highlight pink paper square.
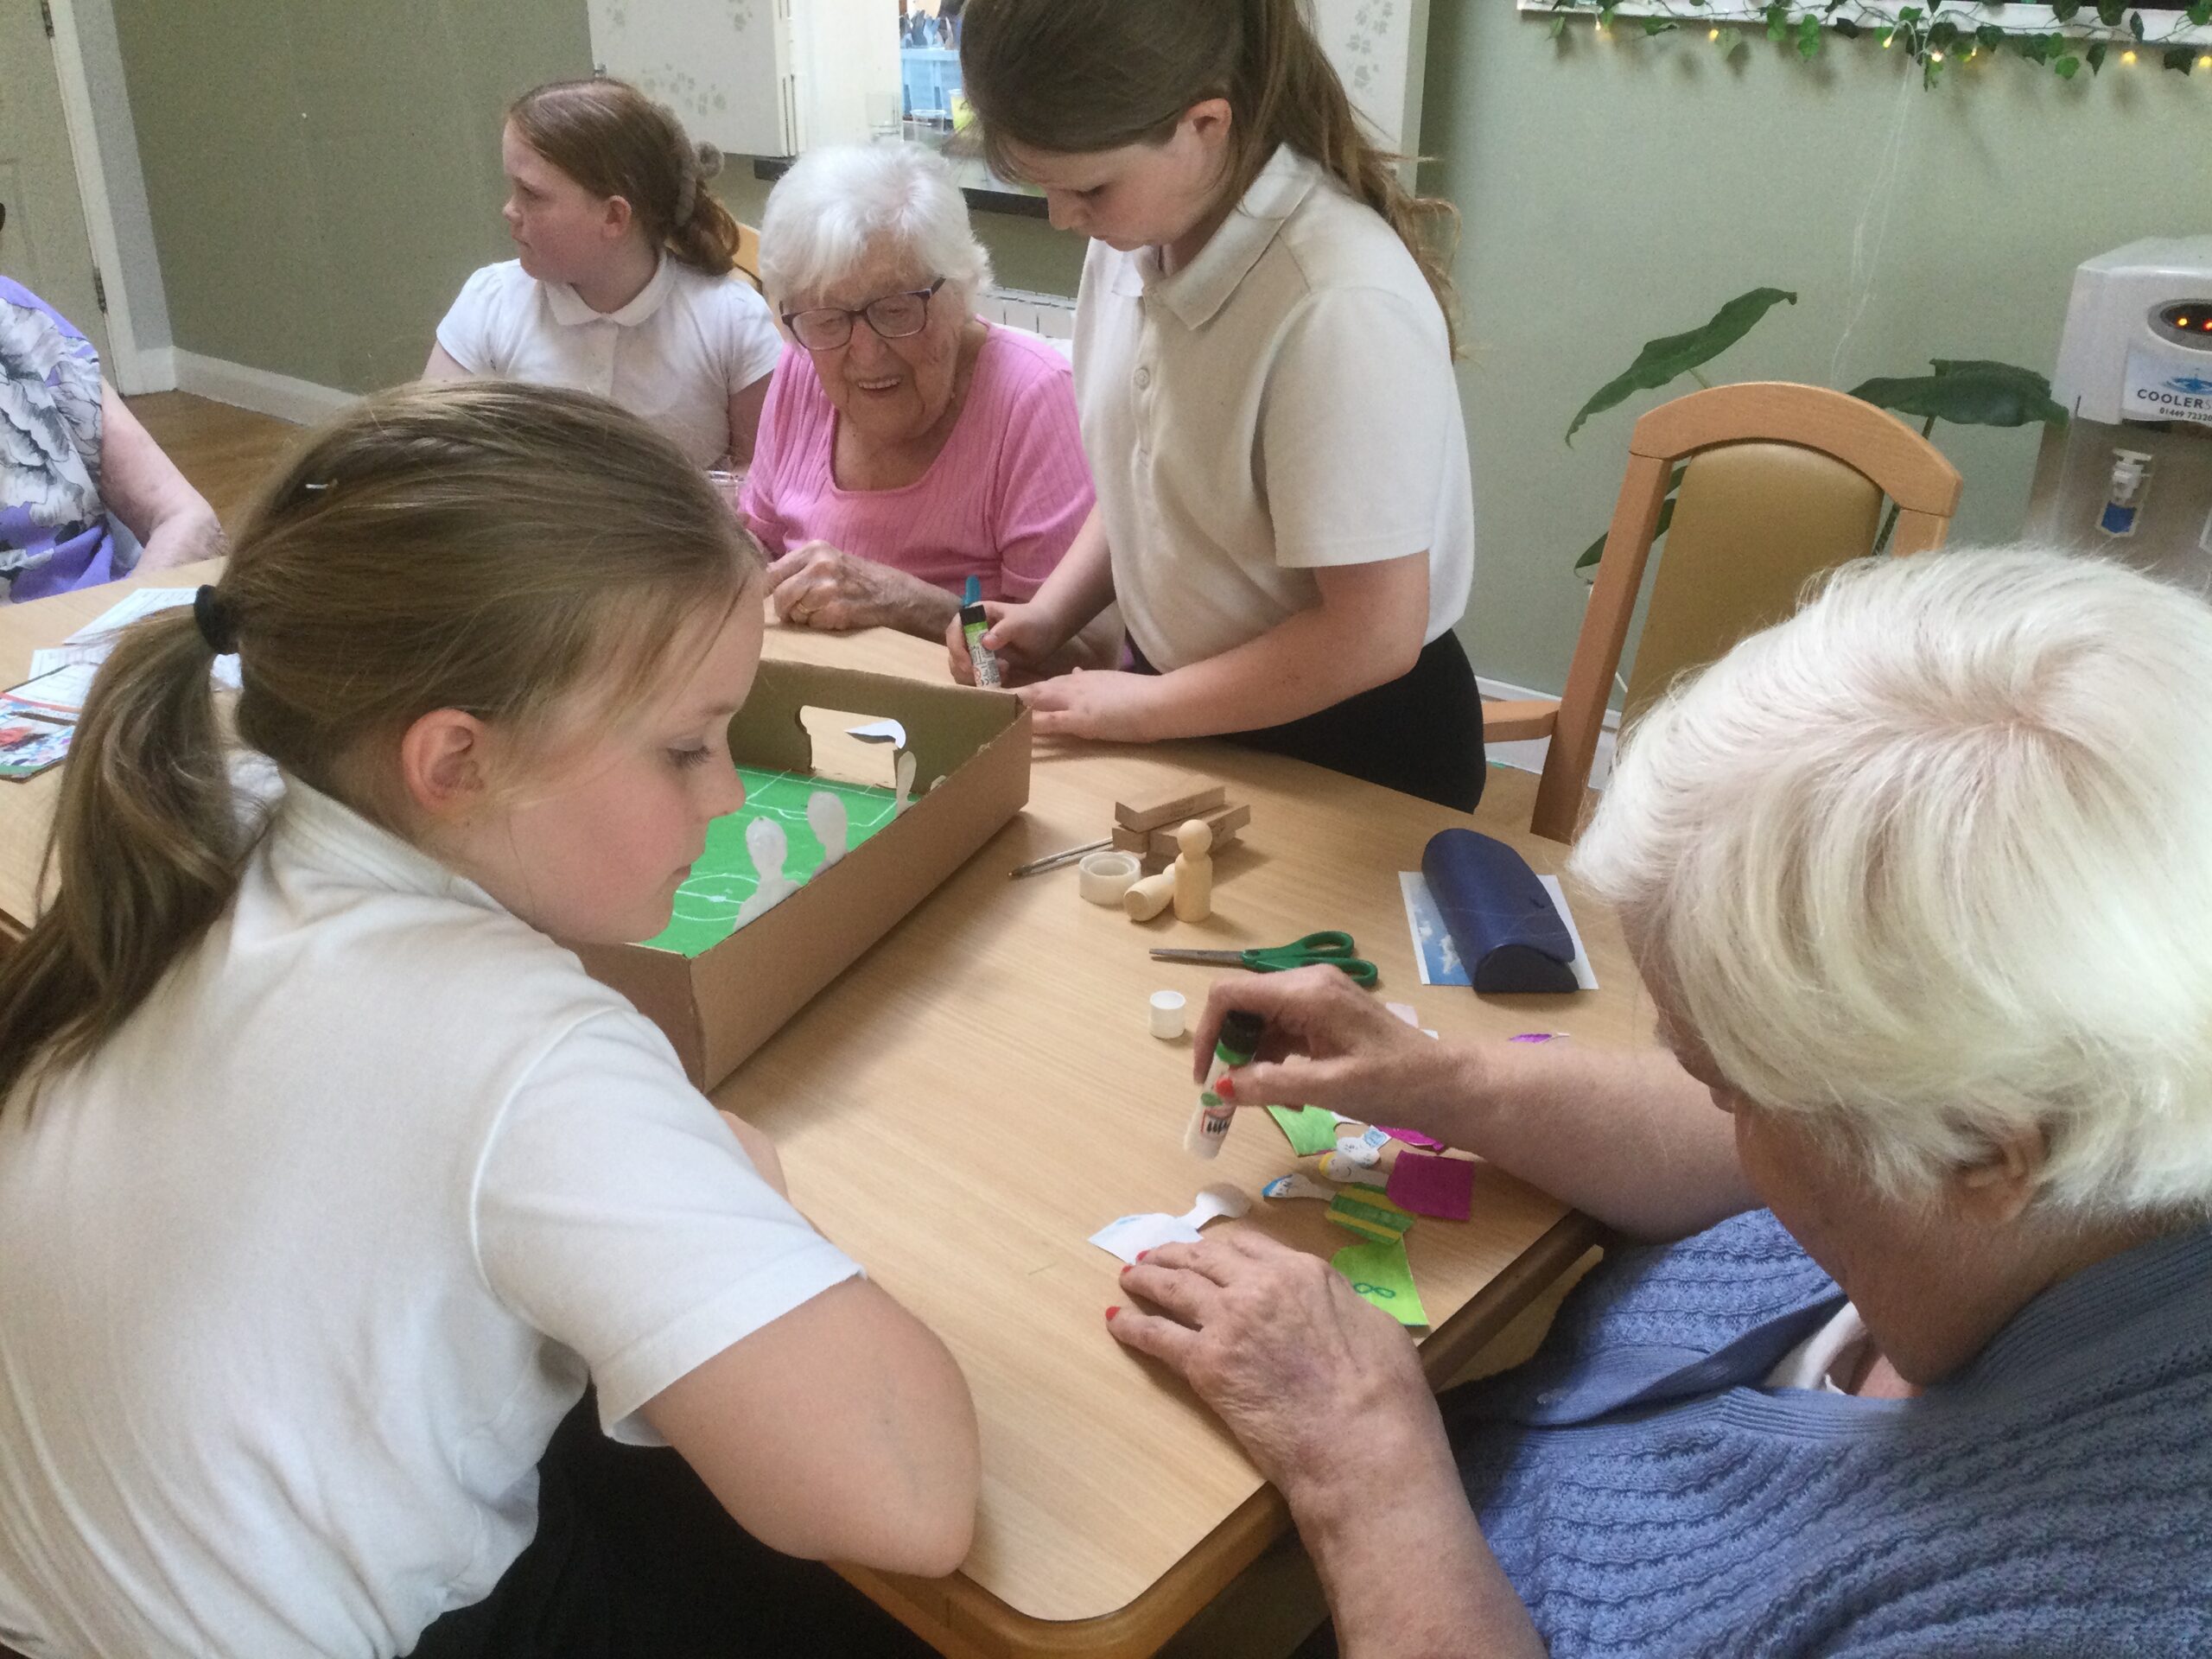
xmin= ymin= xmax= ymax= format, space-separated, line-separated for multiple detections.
xmin=1379 ymin=1126 xmax=1446 ymax=1151
xmin=1386 ymin=1149 xmax=1477 ymax=1222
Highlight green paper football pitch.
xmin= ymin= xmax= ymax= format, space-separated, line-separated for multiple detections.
xmin=645 ymin=766 xmax=900 ymax=957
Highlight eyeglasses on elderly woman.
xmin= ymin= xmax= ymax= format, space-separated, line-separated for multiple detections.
xmin=781 ymin=278 xmax=948 ymax=352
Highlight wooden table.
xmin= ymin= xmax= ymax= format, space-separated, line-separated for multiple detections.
xmin=733 ymin=626 xmax=1637 ymax=1656
xmin=0 ymin=573 xmax=1641 ymax=1658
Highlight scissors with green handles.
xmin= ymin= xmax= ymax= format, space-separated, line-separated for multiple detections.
xmin=1149 ymin=931 xmax=1379 ymax=988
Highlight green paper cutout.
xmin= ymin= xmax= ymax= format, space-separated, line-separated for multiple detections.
xmin=644 ymin=766 xmax=901 ymax=957
xmin=1327 ymin=1189 xmax=1416 ymax=1243
xmin=1267 ymin=1105 xmax=1344 ymax=1156
xmin=1332 ymin=1236 xmax=1429 ymax=1327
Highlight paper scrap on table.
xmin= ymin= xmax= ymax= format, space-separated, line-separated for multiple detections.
xmin=1089 ymin=1183 xmax=1249 ymax=1266
xmin=1333 ymin=1236 xmax=1429 ymax=1327
xmin=1386 ymin=1149 xmax=1477 ymax=1222
xmin=0 ymin=717 xmax=72 ymax=780
xmin=1398 ymin=871 xmax=1598 ymax=991
xmin=1378 ymin=1126 xmax=1446 ymax=1151
xmin=45 ymin=587 xmax=241 ymax=693
xmin=0 ymin=664 xmax=99 ymax=723
xmin=1268 ymin=1105 xmax=1349 ymax=1156
xmin=845 ymin=719 xmax=906 ymax=747
xmin=1327 ymin=1188 xmax=1415 ymax=1243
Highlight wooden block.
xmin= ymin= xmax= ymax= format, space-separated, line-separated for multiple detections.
xmin=1147 ymin=802 xmax=1249 ymax=861
xmin=1115 ymin=776 xmax=1227 ymax=835
xmin=1110 ymin=823 xmax=1151 ymax=856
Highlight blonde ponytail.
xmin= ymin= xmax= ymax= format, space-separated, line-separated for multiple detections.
xmin=0 ymin=611 xmax=241 ymax=1103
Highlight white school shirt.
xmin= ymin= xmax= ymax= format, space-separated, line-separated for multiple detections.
xmin=1074 ymin=144 xmax=1475 ymax=672
xmin=436 ymin=255 xmax=783 ymax=467
xmin=0 ymin=779 xmax=861 ymax=1659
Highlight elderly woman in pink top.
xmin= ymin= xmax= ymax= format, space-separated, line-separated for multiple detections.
xmin=746 ymin=143 xmax=1096 ymax=643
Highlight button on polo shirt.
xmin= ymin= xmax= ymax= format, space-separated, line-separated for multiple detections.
xmin=1074 ymin=145 xmax=1475 ymax=672
xmin=437 ymin=255 xmax=782 ymax=468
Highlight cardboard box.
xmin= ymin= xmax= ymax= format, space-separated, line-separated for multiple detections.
xmin=569 ymin=658 xmax=1031 ymax=1090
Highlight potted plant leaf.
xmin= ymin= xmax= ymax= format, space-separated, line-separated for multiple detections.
xmin=1566 ymin=288 xmax=2067 ymax=575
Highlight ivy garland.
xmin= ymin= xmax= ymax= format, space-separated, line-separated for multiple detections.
xmin=1542 ymin=0 xmax=2212 ymax=86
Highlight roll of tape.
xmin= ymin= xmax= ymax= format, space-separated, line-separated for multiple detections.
xmin=1077 ymin=850 xmax=1142 ymax=906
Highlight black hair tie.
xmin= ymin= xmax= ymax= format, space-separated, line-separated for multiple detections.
xmin=193 ymin=585 xmax=238 ymax=656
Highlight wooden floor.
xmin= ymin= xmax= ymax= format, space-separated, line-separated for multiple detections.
xmin=126 ymin=392 xmax=299 ymax=529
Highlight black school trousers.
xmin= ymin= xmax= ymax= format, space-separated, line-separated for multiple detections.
xmin=1127 ymin=629 xmax=1487 ymax=812
xmin=410 ymin=1392 xmax=939 ymax=1658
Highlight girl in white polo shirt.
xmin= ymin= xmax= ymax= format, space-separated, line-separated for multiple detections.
xmin=428 ymin=78 xmax=783 ymax=470
xmin=0 ymin=384 xmax=973 ymax=1659
xmin=952 ymin=0 xmax=1485 ymax=810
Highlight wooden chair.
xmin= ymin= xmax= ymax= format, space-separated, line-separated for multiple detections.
xmin=1491 ymin=382 xmax=1964 ymax=843
xmin=734 ymin=221 xmax=763 ymax=293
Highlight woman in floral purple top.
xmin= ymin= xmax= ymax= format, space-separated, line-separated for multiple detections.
xmin=1 ymin=276 xmax=222 ymax=601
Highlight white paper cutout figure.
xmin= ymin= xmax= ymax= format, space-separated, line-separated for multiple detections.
xmin=1262 ymin=1172 xmax=1335 ymax=1203
xmin=734 ymin=817 xmax=802 ymax=927
xmin=807 ymin=790 xmax=850 ymax=868
xmin=1087 ymin=1184 xmax=1251 ymax=1265
xmin=893 ymin=749 xmax=918 ymax=816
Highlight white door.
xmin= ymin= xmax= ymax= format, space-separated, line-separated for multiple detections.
xmin=0 ymin=0 xmax=111 ymax=363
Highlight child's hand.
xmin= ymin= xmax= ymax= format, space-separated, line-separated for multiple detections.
xmin=1014 ymin=667 xmax=1165 ymax=741
xmin=944 ymin=600 xmax=1069 ymax=685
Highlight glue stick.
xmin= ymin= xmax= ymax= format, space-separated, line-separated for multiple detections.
xmin=1187 ymin=1009 xmax=1265 ymax=1160
xmin=960 ymin=575 xmax=1001 ymax=688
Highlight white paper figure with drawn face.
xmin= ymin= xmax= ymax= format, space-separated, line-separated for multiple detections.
xmin=807 ymin=790 xmax=850 ymax=868
xmin=894 ymin=749 xmax=918 ymax=816
xmin=733 ymin=817 xmax=802 ymax=927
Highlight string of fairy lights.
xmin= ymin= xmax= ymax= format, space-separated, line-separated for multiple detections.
xmin=1533 ymin=1 xmax=2212 ymax=86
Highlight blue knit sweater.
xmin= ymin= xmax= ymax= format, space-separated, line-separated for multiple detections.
xmin=1443 ymin=1210 xmax=2212 ymax=1656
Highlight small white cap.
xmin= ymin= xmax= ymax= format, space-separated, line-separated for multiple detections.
xmin=1149 ymin=988 xmax=1187 ymax=1039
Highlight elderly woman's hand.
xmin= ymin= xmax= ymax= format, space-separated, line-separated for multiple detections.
xmin=766 ymin=542 xmax=960 ymax=638
xmin=1109 ymin=1229 xmax=1438 ymax=1492
xmin=1193 ymin=967 xmax=1475 ymax=1142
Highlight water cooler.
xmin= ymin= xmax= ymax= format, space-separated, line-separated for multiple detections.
xmin=2027 ymin=237 xmax=2212 ymax=592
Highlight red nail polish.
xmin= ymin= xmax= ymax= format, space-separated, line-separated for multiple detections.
xmin=1135 ymin=1249 xmax=1151 ymax=1262
xmin=1105 ymin=1306 xmax=1120 ymax=1321
xmin=1217 ymin=1074 xmax=1236 ymax=1101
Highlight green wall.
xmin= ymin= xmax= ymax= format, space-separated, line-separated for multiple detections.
xmin=1433 ymin=8 xmax=2208 ymax=692
xmin=113 ymin=3 xmax=2206 ymax=695
xmin=111 ymin=1 xmax=594 ymax=391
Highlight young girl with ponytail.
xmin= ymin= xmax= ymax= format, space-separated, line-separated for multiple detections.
xmin=0 ymin=383 xmax=973 ymax=1658
xmin=428 ymin=78 xmax=783 ymax=469
xmin=952 ymin=0 xmax=1486 ymax=810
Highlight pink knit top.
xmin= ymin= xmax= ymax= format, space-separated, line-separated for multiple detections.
xmin=741 ymin=327 xmax=1094 ymax=602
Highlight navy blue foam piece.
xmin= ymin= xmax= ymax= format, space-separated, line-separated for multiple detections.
xmin=1421 ymin=829 xmax=1580 ymax=995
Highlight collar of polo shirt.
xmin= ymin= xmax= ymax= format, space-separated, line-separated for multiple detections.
xmin=544 ymin=251 xmax=678 ymax=329
xmin=1135 ymin=145 xmax=1321 ymax=331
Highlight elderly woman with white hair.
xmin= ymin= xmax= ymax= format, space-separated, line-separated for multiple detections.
xmin=743 ymin=143 xmax=1096 ymax=642
xmin=1111 ymin=548 xmax=2212 ymax=1657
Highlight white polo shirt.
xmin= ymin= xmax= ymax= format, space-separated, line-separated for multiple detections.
xmin=436 ymin=256 xmax=783 ymax=468
xmin=1074 ymin=144 xmax=1475 ymax=671
xmin=0 ymin=779 xmax=860 ymax=1659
